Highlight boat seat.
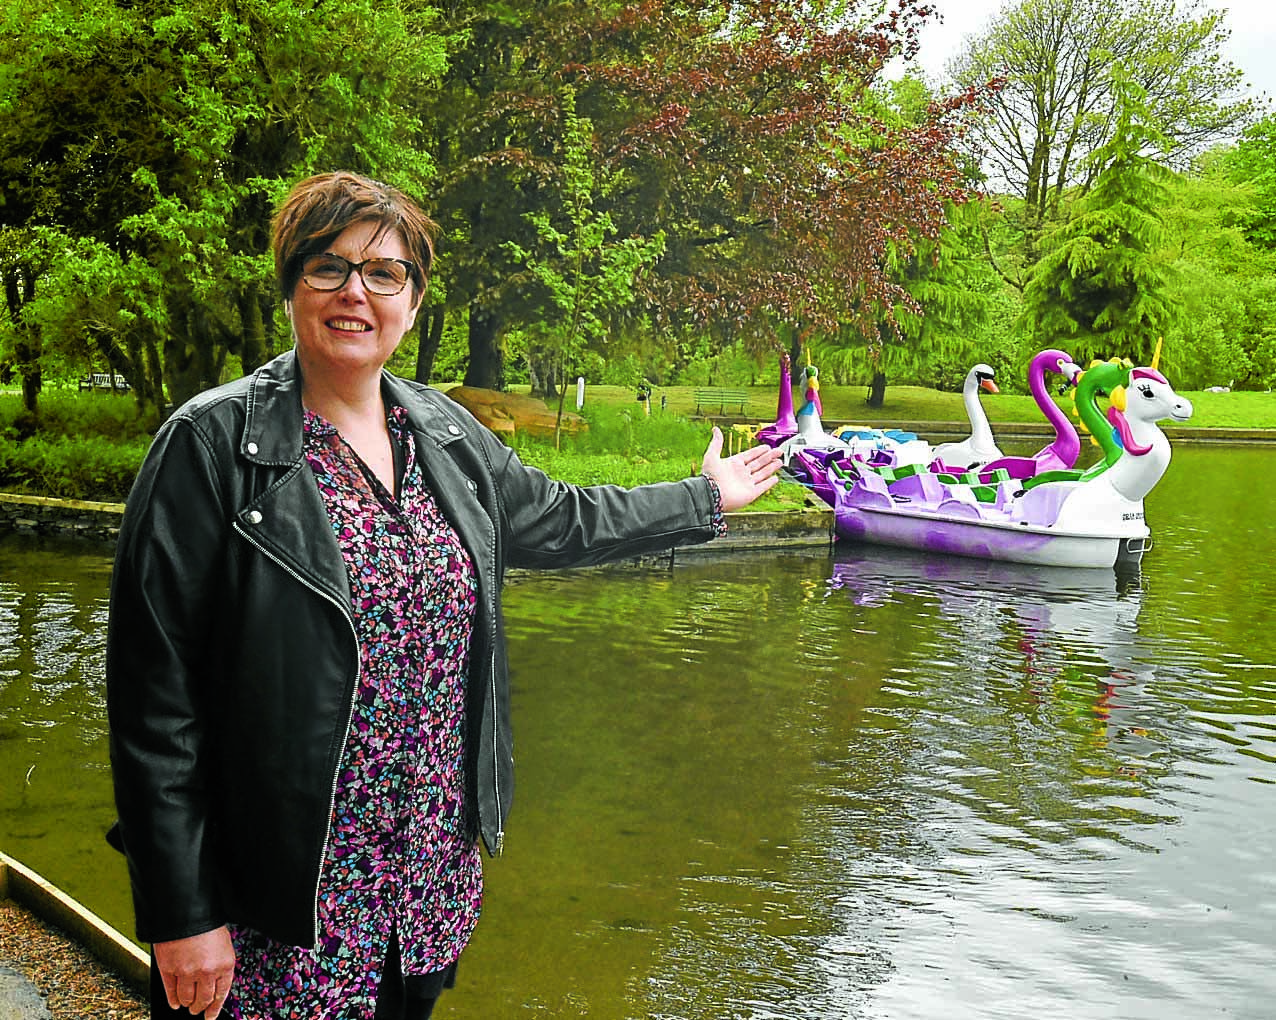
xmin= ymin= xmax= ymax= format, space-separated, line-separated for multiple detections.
xmin=936 ymin=498 xmax=984 ymax=520
xmin=1011 ymin=480 xmax=1081 ymax=527
xmin=980 ymin=456 xmax=1037 ymax=480
xmin=1020 ymin=468 xmax=1085 ymax=492
xmin=845 ymin=469 xmax=894 ymax=510
xmin=888 ymin=470 xmax=947 ymax=507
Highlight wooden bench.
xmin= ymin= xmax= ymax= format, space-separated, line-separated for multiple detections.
xmin=693 ymin=387 xmax=748 ymax=415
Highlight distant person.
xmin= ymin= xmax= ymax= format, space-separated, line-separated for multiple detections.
xmin=105 ymin=170 xmax=782 ymax=1020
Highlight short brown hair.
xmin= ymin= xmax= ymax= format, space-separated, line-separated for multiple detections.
xmin=271 ymin=171 xmax=437 ymax=300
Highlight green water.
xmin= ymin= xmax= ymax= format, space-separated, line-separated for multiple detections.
xmin=2 ymin=444 xmax=1275 ymax=1018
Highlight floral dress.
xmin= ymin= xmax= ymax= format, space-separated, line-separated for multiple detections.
xmin=227 ymin=405 xmax=483 ymax=1019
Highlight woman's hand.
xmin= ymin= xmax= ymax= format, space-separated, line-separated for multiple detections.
xmin=154 ymin=926 xmax=236 ymax=1018
xmin=701 ymin=426 xmax=784 ymax=512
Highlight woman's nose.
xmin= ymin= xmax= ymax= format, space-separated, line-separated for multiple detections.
xmin=336 ymin=268 xmax=370 ymax=300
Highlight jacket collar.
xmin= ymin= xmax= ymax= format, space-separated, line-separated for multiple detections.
xmin=240 ymin=349 xmax=470 ymax=467
xmin=242 ymin=350 xmax=306 ymax=466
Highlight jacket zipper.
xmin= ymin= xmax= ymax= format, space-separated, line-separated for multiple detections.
xmin=490 ymin=648 xmax=504 ymax=856
xmin=234 ymin=522 xmax=361 ymax=945
xmin=483 ymin=494 xmax=504 ymax=855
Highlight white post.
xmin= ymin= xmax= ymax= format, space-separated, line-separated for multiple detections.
xmin=576 ymin=376 xmax=586 ymax=410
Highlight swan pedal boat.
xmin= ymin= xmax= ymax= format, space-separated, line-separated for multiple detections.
xmin=761 ymin=353 xmax=1189 ymax=570
xmin=830 ymin=459 xmax=1151 ymax=569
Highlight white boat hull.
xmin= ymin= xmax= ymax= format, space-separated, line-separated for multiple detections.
xmin=835 ymin=504 xmax=1148 ymax=569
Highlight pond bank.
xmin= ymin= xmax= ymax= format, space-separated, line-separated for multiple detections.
xmin=0 ymin=492 xmax=835 ymax=553
xmin=0 ymin=853 xmax=147 ymax=1019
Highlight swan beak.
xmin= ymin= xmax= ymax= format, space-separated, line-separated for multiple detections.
xmin=1109 ymin=384 xmax=1127 ymax=412
xmin=980 ymin=379 xmax=999 ymax=394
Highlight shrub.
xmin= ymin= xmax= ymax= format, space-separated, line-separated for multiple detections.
xmin=0 ymin=434 xmax=149 ymax=502
xmin=0 ymin=391 xmax=154 ymax=442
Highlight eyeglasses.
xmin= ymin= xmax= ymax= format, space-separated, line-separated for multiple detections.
xmin=298 ymin=253 xmax=417 ymax=296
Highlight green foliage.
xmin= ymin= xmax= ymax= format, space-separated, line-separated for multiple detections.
xmin=1 ymin=0 xmax=448 ymax=411
xmin=0 ymin=391 xmax=150 ymax=500
xmin=502 ymin=86 xmax=666 ymax=395
xmin=1021 ymin=77 xmax=1181 ymax=367
xmin=1228 ymin=115 xmax=1276 ymax=252
xmin=0 ymin=390 xmax=152 ymax=441
xmin=807 ymin=193 xmax=1004 ymax=396
xmin=1156 ymin=155 xmax=1276 ymax=390
xmin=952 ymin=0 xmax=1258 ymax=241
xmin=669 ymin=343 xmax=761 ymax=388
xmin=0 ymin=433 xmax=149 ymax=502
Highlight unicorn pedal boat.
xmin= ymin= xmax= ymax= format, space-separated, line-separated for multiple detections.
xmin=827 ymin=364 xmax=1191 ymax=569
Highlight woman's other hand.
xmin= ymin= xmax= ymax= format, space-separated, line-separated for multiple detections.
xmin=701 ymin=426 xmax=784 ymax=512
xmin=154 ymin=926 xmax=236 ymax=1018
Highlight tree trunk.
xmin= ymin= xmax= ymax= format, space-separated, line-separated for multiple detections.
xmin=15 ymin=331 xmax=42 ymax=416
xmin=4 ymin=265 xmax=41 ymax=415
xmin=464 ymin=305 xmax=504 ymax=390
xmin=528 ymin=348 xmax=559 ymax=400
xmin=414 ymin=305 xmax=445 ymax=385
xmin=163 ymin=296 xmax=226 ymax=409
xmin=865 ymin=370 xmax=888 ymax=408
xmin=238 ymin=286 xmax=270 ymax=376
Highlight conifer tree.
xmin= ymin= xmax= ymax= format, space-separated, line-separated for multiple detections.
xmin=1021 ymin=75 xmax=1182 ymax=368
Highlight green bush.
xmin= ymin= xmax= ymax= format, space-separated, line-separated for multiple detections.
xmin=0 ymin=434 xmax=149 ymax=502
xmin=561 ymin=402 xmax=710 ymax=460
xmin=0 ymin=391 xmax=154 ymax=442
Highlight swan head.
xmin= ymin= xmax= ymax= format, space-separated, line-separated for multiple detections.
xmin=971 ymin=364 xmax=998 ymax=394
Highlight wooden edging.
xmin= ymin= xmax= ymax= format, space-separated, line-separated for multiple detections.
xmin=0 ymin=851 xmax=148 ymax=993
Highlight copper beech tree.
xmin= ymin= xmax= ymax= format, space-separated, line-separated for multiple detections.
xmin=422 ymin=0 xmax=990 ymax=388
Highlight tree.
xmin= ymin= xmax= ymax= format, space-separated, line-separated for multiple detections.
xmin=421 ymin=0 xmax=984 ymax=389
xmin=0 ymin=0 xmax=446 ymax=414
xmin=804 ymin=76 xmax=997 ymax=406
xmin=503 ymin=86 xmax=665 ymax=440
xmin=1020 ymin=77 xmax=1180 ymax=368
xmin=951 ymin=0 xmax=1259 ymax=271
xmin=1227 ymin=114 xmax=1276 ymax=252
xmin=1156 ymin=146 xmax=1276 ymax=389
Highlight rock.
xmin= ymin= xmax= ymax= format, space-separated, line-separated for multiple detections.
xmin=0 ymin=965 xmax=51 ymax=1019
xmin=445 ymin=387 xmax=587 ymax=441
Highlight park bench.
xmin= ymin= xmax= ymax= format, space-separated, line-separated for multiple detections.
xmin=693 ymin=387 xmax=748 ymax=416
xmin=77 ymin=373 xmax=131 ymax=393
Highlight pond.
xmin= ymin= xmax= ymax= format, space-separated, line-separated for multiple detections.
xmin=1 ymin=443 xmax=1274 ymax=1018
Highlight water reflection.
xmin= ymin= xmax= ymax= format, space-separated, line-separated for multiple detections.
xmin=0 ymin=536 xmax=126 ymax=923
xmin=2 ymin=445 xmax=1275 ymax=1019
xmin=828 ymin=547 xmax=1152 ymax=752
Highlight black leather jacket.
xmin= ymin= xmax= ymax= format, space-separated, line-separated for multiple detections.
xmin=106 ymin=350 xmax=717 ymax=947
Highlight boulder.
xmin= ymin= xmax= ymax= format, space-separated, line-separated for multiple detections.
xmin=445 ymin=387 xmax=587 ymax=441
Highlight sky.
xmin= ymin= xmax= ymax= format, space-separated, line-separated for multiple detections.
xmin=904 ymin=0 xmax=1276 ymax=106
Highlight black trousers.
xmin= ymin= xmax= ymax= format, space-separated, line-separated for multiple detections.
xmin=149 ymin=934 xmax=456 ymax=1019
xmin=373 ymin=932 xmax=456 ymax=1020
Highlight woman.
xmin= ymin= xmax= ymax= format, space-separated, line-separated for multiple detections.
xmin=106 ymin=171 xmax=782 ymax=1020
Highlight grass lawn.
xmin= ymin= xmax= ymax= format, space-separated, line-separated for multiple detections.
xmin=502 ymin=381 xmax=1276 ymax=431
xmin=497 ymin=380 xmax=1276 ymax=514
